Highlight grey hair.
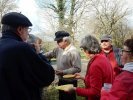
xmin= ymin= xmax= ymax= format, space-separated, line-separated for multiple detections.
xmin=80 ymin=35 xmax=101 ymax=54
xmin=27 ymin=34 xmax=37 ymax=43
xmin=63 ymin=36 xmax=71 ymax=44
xmin=2 ymin=24 xmax=17 ymax=33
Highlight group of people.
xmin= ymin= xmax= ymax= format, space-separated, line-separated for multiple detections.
xmin=0 ymin=12 xmax=132 ymax=100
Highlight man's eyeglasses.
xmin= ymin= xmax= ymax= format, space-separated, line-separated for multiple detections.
xmin=101 ymin=40 xmax=109 ymax=43
xmin=121 ymin=49 xmax=132 ymax=54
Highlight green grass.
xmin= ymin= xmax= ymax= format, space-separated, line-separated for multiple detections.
xmin=42 ymin=80 xmax=85 ymax=100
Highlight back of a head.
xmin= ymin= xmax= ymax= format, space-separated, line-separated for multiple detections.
xmin=80 ymin=35 xmax=101 ymax=54
xmin=1 ymin=12 xmax=32 ymax=27
xmin=27 ymin=34 xmax=37 ymax=43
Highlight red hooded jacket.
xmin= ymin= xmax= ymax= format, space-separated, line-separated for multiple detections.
xmin=101 ymin=62 xmax=133 ymax=100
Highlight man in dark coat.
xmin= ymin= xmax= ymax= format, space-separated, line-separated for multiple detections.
xmin=0 ymin=12 xmax=55 ymax=100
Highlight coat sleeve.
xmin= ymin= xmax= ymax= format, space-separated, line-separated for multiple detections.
xmin=101 ymin=78 xmax=128 ymax=100
xmin=44 ymin=47 xmax=59 ymax=59
xmin=75 ymin=64 xmax=102 ymax=98
xmin=18 ymin=44 xmax=55 ymax=88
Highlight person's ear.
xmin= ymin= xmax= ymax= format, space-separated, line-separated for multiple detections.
xmin=16 ymin=27 xmax=23 ymax=35
xmin=64 ymin=40 xmax=67 ymax=42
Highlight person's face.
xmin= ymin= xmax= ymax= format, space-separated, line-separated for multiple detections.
xmin=17 ymin=26 xmax=32 ymax=42
xmin=81 ymin=48 xmax=93 ymax=59
xmin=121 ymin=46 xmax=132 ymax=65
xmin=36 ymin=39 xmax=42 ymax=44
xmin=57 ymin=39 xmax=67 ymax=49
xmin=83 ymin=49 xmax=90 ymax=59
xmin=100 ymin=40 xmax=112 ymax=49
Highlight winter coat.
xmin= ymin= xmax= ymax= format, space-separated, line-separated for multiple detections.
xmin=75 ymin=54 xmax=113 ymax=100
xmin=101 ymin=47 xmax=122 ymax=78
xmin=0 ymin=31 xmax=55 ymax=100
xmin=101 ymin=62 xmax=133 ymax=100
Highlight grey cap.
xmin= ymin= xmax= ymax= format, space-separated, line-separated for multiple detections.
xmin=100 ymin=34 xmax=112 ymax=41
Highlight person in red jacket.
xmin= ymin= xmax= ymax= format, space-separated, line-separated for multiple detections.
xmin=101 ymin=38 xmax=133 ymax=100
xmin=100 ymin=34 xmax=122 ymax=78
xmin=65 ymin=35 xmax=113 ymax=100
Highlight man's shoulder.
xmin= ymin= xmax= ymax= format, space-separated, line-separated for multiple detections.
xmin=113 ymin=46 xmax=121 ymax=52
xmin=13 ymin=41 xmax=30 ymax=49
xmin=0 ymin=39 xmax=29 ymax=50
xmin=69 ymin=46 xmax=80 ymax=55
xmin=69 ymin=45 xmax=78 ymax=51
xmin=10 ymin=42 xmax=34 ymax=55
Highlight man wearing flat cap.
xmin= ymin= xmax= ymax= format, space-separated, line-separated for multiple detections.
xmin=0 ymin=12 xmax=55 ymax=100
xmin=44 ymin=31 xmax=81 ymax=100
xmin=100 ymin=34 xmax=122 ymax=78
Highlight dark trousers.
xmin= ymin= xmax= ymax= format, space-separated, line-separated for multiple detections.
xmin=58 ymin=79 xmax=77 ymax=100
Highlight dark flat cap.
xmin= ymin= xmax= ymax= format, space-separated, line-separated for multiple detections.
xmin=100 ymin=34 xmax=112 ymax=41
xmin=54 ymin=31 xmax=70 ymax=41
xmin=1 ymin=12 xmax=32 ymax=27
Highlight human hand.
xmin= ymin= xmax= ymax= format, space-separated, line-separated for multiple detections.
xmin=34 ymin=43 xmax=41 ymax=54
xmin=101 ymin=87 xmax=109 ymax=97
xmin=64 ymin=86 xmax=76 ymax=93
xmin=74 ymin=73 xmax=85 ymax=80
xmin=30 ymin=43 xmax=41 ymax=54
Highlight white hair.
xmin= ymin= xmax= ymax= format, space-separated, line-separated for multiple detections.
xmin=63 ymin=36 xmax=71 ymax=44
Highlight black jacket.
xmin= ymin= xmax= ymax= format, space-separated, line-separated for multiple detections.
xmin=0 ymin=31 xmax=55 ymax=100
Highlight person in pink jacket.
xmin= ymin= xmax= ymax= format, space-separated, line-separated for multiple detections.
xmin=101 ymin=38 xmax=133 ymax=100
xmin=65 ymin=35 xmax=113 ymax=100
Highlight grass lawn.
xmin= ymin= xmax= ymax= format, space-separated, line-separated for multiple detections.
xmin=42 ymin=80 xmax=86 ymax=100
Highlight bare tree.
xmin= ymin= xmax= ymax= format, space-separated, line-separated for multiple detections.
xmin=87 ymin=0 xmax=131 ymax=47
xmin=35 ymin=0 xmax=132 ymax=47
xmin=0 ymin=0 xmax=18 ymax=30
xmin=112 ymin=21 xmax=131 ymax=47
xmin=35 ymin=0 xmax=88 ymax=42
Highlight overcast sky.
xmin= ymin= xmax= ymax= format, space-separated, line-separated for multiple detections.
xmin=17 ymin=0 xmax=133 ymax=34
xmin=18 ymin=0 xmax=56 ymax=40
xmin=17 ymin=0 xmax=39 ymax=33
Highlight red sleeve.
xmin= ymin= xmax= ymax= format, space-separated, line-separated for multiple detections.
xmin=101 ymin=78 xmax=128 ymax=100
xmin=75 ymin=64 xmax=103 ymax=97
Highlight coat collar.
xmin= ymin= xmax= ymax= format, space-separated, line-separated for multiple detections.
xmin=64 ymin=44 xmax=72 ymax=51
xmin=1 ymin=31 xmax=23 ymax=41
